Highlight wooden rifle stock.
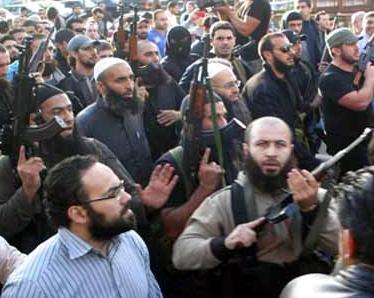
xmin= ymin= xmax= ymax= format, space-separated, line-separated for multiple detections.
xmin=128 ymin=4 xmax=138 ymax=72
xmin=113 ymin=2 xmax=128 ymax=59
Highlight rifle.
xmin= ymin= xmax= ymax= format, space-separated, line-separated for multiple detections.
xmin=203 ymin=34 xmax=225 ymax=186
xmin=262 ymin=127 xmax=373 ymax=227
xmin=232 ymin=39 xmax=255 ymax=57
xmin=354 ymin=35 xmax=374 ymax=86
xmin=113 ymin=1 xmax=129 ymax=59
xmin=128 ymin=3 xmax=138 ymax=73
xmin=28 ymin=27 xmax=54 ymax=74
xmin=0 ymin=35 xmax=67 ymax=169
xmin=182 ymin=35 xmax=226 ymax=193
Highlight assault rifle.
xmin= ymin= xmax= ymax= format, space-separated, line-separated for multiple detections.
xmin=0 ymin=35 xmax=67 ymax=168
xmin=182 ymin=35 xmax=225 ymax=192
xmin=128 ymin=3 xmax=138 ymax=72
xmin=260 ymin=127 xmax=373 ymax=228
xmin=113 ymin=1 xmax=129 ymax=59
xmin=28 ymin=27 xmax=54 ymax=73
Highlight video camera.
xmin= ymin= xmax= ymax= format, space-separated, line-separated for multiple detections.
xmin=196 ymin=0 xmax=227 ymax=9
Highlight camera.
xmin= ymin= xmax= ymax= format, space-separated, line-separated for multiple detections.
xmin=196 ymin=0 xmax=227 ymax=9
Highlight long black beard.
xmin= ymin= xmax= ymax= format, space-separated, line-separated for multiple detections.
xmin=40 ymin=126 xmax=89 ymax=168
xmin=138 ymin=63 xmax=171 ymax=88
xmin=42 ymin=60 xmax=58 ymax=77
xmin=103 ymin=88 xmax=142 ymax=116
xmin=273 ymin=56 xmax=294 ymax=74
xmin=85 ymin=204 xmax=136 ymax=241
xmin=244 ymin=153 xmax=294 ymax=194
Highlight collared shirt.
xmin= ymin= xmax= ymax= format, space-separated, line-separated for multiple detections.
xmin=70 ymin=70 xmax=98 ymax=106
xmin=358 ymin=31 xmax=371 ymax=53
xmin=2 ymin=228 xmax=162 ymax=298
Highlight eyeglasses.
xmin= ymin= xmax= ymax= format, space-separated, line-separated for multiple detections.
xmin=82 ymin=180 xmax=125 ymax=204
xmin=220 ymin=80 xmax=241 ymax=90
xmin=275 ymin=44 xmax=293 ymax=53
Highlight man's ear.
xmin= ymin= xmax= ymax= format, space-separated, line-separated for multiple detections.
xmin=331 ymin=47 xmax=340 ymax=57
xmin=96 ymin=80 xmax=106 ymax=95
xmin=262 ymin=50 xmax=273 ymax=63
xmin=67 ymin=205 xmax=89 ymax=225
xmin=242 ymin=142 xmax=249 ymax=158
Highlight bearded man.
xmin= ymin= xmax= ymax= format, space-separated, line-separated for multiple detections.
xmin=57 ymin=35 xmax=100 ymax=113
xmin=319 ymin=28 xmax=374 ymax=176
xmin=172 ymin=116 xmax=339 ymax=298
xmin=242 ymin=32 xmax=317 ymax=170
xmin=76 ymin=58 xmax=153 ymax=186
xmin=2 ymin=155 xmax=163 ymax=297
xmin=0 ymin=84 xmax=177 ymax=253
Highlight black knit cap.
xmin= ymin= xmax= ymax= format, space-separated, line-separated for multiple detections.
xmin=35 ymin=84 xmax=65 ymax=107
xmin=281 ymin=11 xmax=303 ymax=29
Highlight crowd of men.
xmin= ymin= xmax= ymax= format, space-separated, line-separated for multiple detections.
xmin=0 ymin=0 xmax=373 ymax=297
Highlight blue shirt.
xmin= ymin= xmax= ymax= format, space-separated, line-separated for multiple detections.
xmin=7 ymin=60 xmax=19 ymax=81
xmin=148 ymin=29 xmax=167 ymax=58
xmin=2 ymin=228 xmax=162 ymax=298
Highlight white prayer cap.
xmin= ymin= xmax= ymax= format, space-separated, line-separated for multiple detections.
xmin=94 ymin=57 xmax=130 ymax=81
xmin=207 ymin=58 xmax=233 ymax=79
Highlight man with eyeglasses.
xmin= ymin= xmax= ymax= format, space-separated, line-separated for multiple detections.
xmin=2 ymin=155 xmax=163 ymax=298
xmin=209 ymin=58 xmax=251 ymax=125
xmin=0 ymin=83 xmax=177 ymax=254
xmin=282 ymin=29 xmax=320 ymax=154
xmin=319 ymin=28 xmax=374 ymax=176
xmin=242 ymin=32 xmax=319 ymax=171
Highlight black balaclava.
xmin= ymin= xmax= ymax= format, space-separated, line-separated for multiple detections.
xmin=165 ymin=26 xmax=192 ymax=58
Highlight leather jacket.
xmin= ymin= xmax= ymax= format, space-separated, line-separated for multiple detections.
xmin=280 ymin=263 xmax=374 ymax=298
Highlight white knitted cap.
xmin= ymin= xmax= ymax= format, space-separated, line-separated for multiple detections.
xmin=94 ymin=57 xmax=130 ymax=81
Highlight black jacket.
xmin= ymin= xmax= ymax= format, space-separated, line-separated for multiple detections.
xmin=161 ymin=53 xmax=199 ymax=82
xmin=281 ymin=263 xmax=374 ymax=298
xmin=242 ymin=64 xmax=318 ymax=170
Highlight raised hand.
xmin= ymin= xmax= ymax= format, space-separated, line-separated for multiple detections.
xmin=198 ymin=148 xmax=225 ymax=193
xmin=17 ymin=146 xmax=45 ymax=201
xmin=287 ymin=169 xmax=319 ymax=211
xmin=136 ymin=164 xmax=179 ymax=209
xmin=157 ymin=110 xmax=181 ymax=127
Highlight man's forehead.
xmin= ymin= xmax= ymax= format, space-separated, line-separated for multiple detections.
xmin=214 ymin=29 xmax=234 ymax=37
xmin=250 ymin=122 xmax=291 ymax=142
xmin=213 ymin=69 xmax=235 ymax=82
xmin=41 ymin=93 xmax=72 ymax=109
